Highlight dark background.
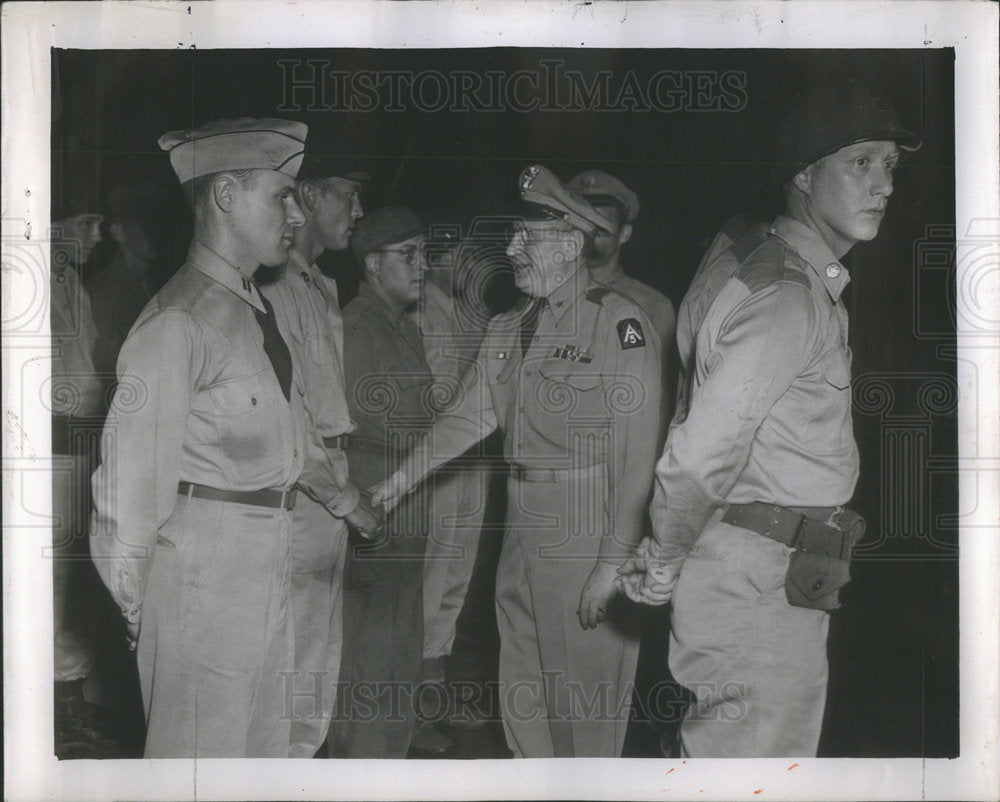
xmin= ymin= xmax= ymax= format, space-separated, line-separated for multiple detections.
xmin=53 ymin=47 xmax=958 ymax=758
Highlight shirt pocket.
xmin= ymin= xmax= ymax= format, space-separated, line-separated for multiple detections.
xmin=820 ymin=350 xmax=851 ymax=391
xmin=537 ymin=363 xmax=603 ymax=417
xmin=208 ymin=368 xmax=276 ymax=415
xmin=306 ymin=333 xmax=334 ymax=366
xmin=802 ymin=350 xmax=854 ymax=454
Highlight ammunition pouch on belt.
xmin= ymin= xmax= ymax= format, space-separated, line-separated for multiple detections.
xmin=721 ymin=502 xmax=865 ymax=611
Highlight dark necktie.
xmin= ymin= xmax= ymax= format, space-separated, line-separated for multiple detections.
xmin=255 ymin=292 xmax=293 ymax=402
xmin=520 ymin=296 xmax=547 ymax=357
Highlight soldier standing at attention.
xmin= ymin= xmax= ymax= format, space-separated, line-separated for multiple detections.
xmin=91 ymin=118 xmax=350 ymax=757
xmin=373 ymin=166 xmax=662 ymax=758
xmin=259 ymin=140 xmax=383 ymax=758
xmin=618 ymin=83 xmax=920 ymax=757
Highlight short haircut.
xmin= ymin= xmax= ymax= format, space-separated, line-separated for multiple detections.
xmin=181 ymin=168 xmax=259 ymax=212
xmin=293 ymin=174 xmax=342 ymax=210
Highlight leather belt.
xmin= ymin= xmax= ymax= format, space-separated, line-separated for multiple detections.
xmin=721 ymin=501 xmax=857 ymax=561
xmin=345 ymin=434 xmax=386 ymax=453
xmin=177 ymin=481 xmax=297 ymax=511
xmin=509 ymin=463 xmax=605 ymax=483
xmin=323 ymin=434 xmax=350 ymax=450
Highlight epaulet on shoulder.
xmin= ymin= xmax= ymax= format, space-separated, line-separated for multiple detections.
xmin=588 ymin=285 xmax=644 ymax=318
xmin=734 ymin=240 xmax=810 ymax=294
xmin=586 ymin=286 xmax=617 ymax=306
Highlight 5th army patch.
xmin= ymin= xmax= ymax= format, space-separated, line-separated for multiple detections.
xmin=616 ymin=318 xmax=646 ymax=349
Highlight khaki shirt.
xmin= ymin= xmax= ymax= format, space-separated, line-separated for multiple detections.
xmin=401 ymin=266 xmax=663 ymax=561
xmin=263 ymin=249 xmax=356 ymax=514
xmin=50 ymin=264 xmax=102 ymax=419
xmin=598 ymin=269 xmax=676 ymax=350
xmin=650 ymin=215 xmax=860 ymax=560
xmin=674 ymin=214 xmax=768 ymax=423
xmin=91 ymin=239 xmax=309 ymax=617
xmin=408 ymin=279 xmax=488 ymax=383
xmin=597 ymin=268 xmax=677 ymax=441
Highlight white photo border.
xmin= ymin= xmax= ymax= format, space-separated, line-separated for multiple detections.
xmin=2 ymin=1 xmax=997 ymax=800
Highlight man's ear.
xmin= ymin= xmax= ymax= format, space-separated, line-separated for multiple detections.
xmin=109 ymin=221 xmax=127 ymax=245
xmin=212 ymin=174 xmax=236 ymax=213
xmin=363 ymin=252 xmax=380 ymax=278
xmin=791 ymin=165 xmax=812 ymax=195
xmin=619 ymin=222 xmax=633 ymax=246
xmin=298 ymin=180 xmax=317 ymax=213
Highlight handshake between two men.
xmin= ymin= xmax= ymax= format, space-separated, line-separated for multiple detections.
xmin=367 ymin=470 xmax=685 ymax=611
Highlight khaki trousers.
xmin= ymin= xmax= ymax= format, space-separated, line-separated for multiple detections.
xmin=138 ymin=496 xmax=294 ymax=758
xmin=669 ymin=516 xmax=830 ymax=757
xmin=423 ymin=466 xmax=486 ymax=660
xmin=496 ymin=472 xmax=640 ymax=758
xmin=287 ymin=495 xmax=348 ymax=758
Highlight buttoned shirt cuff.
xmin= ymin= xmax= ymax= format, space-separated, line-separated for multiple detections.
xmin=642 ymin=538 xmax=689 ymax=580
xmin=324 ymin=483 xmax=360 ymax=518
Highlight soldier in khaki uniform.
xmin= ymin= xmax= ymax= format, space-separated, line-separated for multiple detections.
xmin=567 ymin=169 xmax=677 ymax=430
xmin=260 ymin=143 xmax=382 ymax=758
xmin=373 ymin=166 xmax=662 ymax=757
xmin=619 ymin=83 xmax=920 ymax=757
xmin=673 ymin=214 xmax=768 ymax=424
xmin=91 ymin=118 xmax=352 ymax=758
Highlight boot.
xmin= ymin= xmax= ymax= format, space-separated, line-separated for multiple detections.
xmin=55 ymin=679 xmax=119 ymax=758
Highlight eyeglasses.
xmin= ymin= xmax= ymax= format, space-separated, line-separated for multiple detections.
xmin=377 ymin=247 xmax=420 ymax=265
xmin=510 ymin=225 xmax=564 ymax=245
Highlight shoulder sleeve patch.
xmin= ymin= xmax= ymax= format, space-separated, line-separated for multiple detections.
xmin=616 ymin=318 xmax=646 ymax=349
xmin=586 ymin=286 xmax=613 ymax=305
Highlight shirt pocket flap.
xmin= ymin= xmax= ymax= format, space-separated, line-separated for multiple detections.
xmin=538 ymin=364 xmax=602 ymax=391
xmin=819 ymin=351 xmax=851 ymax=391
xmin=208 ymin=369 xmax=273 ymax=414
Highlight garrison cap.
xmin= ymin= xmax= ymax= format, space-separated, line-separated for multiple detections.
xmin=158 ymin=118 xmax=308 ymax=184
xmin=566 ymin=170 xmax=640 ymax=223
xmin=351 ymin=206 xmax=425 ymax=262
xmin=517 ymin=165 xmax=614 ymax=237
xmin=769 ymin=81 xmax=921 ymax=187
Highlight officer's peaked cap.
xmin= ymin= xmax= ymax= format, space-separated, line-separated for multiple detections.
xmin=517 ymin=165 xmax=615 ymax=237
xmin=566 ymin=170 xmax=640 ymax=223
